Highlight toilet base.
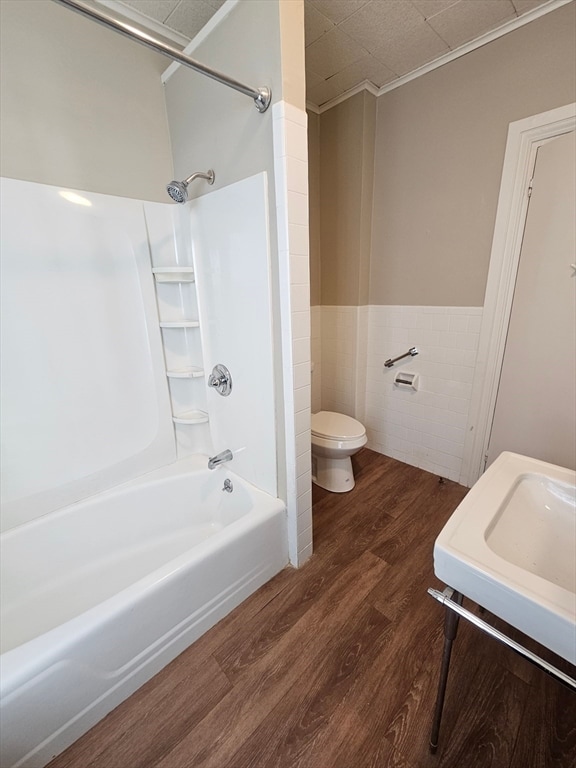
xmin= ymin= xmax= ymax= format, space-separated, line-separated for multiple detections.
xmin=312 ymin=455 xmax=355 ymax=493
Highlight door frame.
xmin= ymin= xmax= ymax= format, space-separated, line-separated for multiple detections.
xmin=460 ymin=102 xmax=576 ymax=487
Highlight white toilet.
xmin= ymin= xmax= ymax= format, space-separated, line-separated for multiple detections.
xmin=311 ymin=411 xmax=367 ymax=493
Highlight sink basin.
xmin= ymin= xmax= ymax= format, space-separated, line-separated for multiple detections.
xmin=434 ymin=452 xmax=576 ymax=664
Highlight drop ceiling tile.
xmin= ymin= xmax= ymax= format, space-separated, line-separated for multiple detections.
xmin=163 ymin=0 xmax=216 ymax=38
xmin=511 ymin=0 xmax=548 ymax=13
xmin=326 ymin=54 xmax=397 ymax=92
xmin=119 ymin=0 xmax=180 ymax=23
xmin=410 ymin=0 xmax=461 ymax=19
xmin=309 ymin=0 xmax=371 ymax=25
xmin=339 ymin=1 xmax=450 ymax=75
xmin=427 ymin=0 xmax=517 ymax=48
xmin=305 ymin=4 xmax=334 ymax=45
xmin=374 ymin=24 xmax=450 ymax=73
xmin=306 ymin=77 xmax=345 ymax=107
xmin=306 ymin=68 xmax=325 ymax=90
xmin=339 ymin=0 xmax=447 ymax=57
xmin=305 ymin=27 xmax=368 ymax=79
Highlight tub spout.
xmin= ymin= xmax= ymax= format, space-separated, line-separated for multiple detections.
xmin=208 ymin=449 xmax=233 ymax=470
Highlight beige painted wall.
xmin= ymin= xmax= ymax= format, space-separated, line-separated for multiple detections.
xmin=319 ymin=90 xmax=376 ymax=306
xmin=279 ymin=0 xmax=306 ymax=111
xmin=359 ymin=92 xmax=376 ymax=306
xmin=370 ymin=2 xmax=576 ymax=307
xmin=308 ymin=109 xmax=321 ymax=306
xmin=0 ymin=0 xmax=173 ymax=202
xmin=164 ymin=0 xmax=283 ymax=194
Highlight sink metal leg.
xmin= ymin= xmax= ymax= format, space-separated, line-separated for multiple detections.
xmin=429 ymin=588 xmax=462 ymax=754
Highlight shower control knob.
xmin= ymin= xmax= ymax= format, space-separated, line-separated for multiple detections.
xmin=208 ymin=364 xmax=232 ymax=396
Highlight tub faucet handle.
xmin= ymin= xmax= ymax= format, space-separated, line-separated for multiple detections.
xmin=208 ymin=364 xmax=232 ymax=396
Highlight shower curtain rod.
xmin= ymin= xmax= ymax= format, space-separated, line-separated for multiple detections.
xmin=51 ymin=0 xmax=272 ymax=112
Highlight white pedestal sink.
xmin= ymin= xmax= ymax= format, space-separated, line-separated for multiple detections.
xmin=434 ymin=451 xmax=576 ymax=664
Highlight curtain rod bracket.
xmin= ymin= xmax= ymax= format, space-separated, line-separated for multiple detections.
xmin=254 ymin=87 xmax=272 ymax=113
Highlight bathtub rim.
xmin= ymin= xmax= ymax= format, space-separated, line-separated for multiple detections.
xmin=0 ymin=456 xmax=286 ymax=696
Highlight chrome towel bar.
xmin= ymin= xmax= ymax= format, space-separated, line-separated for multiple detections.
xmin=384 ymin=346 xmax=418 ymax=368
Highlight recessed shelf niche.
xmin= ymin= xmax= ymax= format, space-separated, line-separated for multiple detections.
xmin=159 ymin=320 xmax=200 ymax=328
xmin=150 ymin=256 xmax=210 ymax=457
xmin=152 ymin=267 xmax=195 ymax=283
xmin=172 ymin=409 xmax=209 ymax=425
xmin=166 ymin=367 xmax=204 ymax=379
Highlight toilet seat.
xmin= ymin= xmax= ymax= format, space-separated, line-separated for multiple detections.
xmin=312 ymin=433 xmax=367 ymax=452
xmin=311 ymin=411 xmax=365 ymax=441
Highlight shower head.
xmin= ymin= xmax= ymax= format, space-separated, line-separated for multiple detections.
xmin=166 ymin=180 xmax=188 ymax=204
xmin=166 ymin=169 xmax=215 ymax=203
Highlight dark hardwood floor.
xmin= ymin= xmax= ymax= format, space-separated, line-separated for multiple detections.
xmin=49 ymin=449 xmax=576 ymax=768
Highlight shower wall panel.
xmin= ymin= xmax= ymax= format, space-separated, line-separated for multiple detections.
xmin=0 ymin=178 xmax=175 ymax=532
xmin=191 ymin=173 xmax=277 ymax=497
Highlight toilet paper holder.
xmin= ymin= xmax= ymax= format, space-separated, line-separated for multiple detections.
xmin=394 ymin=371 xmax=419 ymax=390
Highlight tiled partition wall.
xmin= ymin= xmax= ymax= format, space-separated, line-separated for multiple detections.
xmin=317 ymin=305 xmax=483 ymax=484
xmin=273 ymin=102 xmax=312 ymax=566
xmin=310 ymin=305 xmax=322 ymax=413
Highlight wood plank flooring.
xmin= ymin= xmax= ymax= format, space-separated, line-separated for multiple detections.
xmin=48 ymin=449 xmax=576 ymax=768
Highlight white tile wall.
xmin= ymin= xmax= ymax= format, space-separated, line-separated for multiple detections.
xmin=273 ymin=101 xmax=312 ymax=567
xmin=318 ymin=305 xmax=483 ymax=484
xmin=311 ymin=305 xmax=322 ymax=413
xmin=355 ymin=305 xmax=369 ymax=424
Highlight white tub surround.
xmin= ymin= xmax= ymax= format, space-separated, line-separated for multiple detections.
xmin=1 ymin=175 xmax=282 ymax=533
xmin=318 ymin=305 xmax=482 ymax=483
xmin=0 ymin=457 xmax=287 ymax=768
xmin=191 ymin=172 xmax=278 ymax=497
xmin=0 ymin=178 xmax=176 ymax=532
xmin=144 ymin=202 xmax=211 ymax=459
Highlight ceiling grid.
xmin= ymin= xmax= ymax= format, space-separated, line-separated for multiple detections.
xmin=102 ymin=0 xmax=570 ymax=109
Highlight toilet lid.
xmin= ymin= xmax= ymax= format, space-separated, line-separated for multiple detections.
xmin=311 ymin=411 xmax=365 ymax=440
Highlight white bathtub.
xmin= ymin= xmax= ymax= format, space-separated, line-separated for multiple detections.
xmin=0 ymin=456 xmax=288 ymax=768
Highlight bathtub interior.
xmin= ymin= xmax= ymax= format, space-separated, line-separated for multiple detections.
xmin=1 ymin=457 xmax=273 ymax=654
xmin=0 ymin=462 xmax=287 ymax=768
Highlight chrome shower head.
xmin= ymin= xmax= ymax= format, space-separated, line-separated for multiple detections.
xmin=166 ymin=180 xmax=188 ymax=203
xmin=166 ymin=169 xmax=215 ymax=203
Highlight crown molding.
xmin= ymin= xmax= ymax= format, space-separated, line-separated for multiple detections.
xmin=313 ymin=0 xmax=572 ymax=114
xmin=311 ymin=80 xmax=378 ymax=114
xmin=94 ymin=1 xmax=190 ymax=47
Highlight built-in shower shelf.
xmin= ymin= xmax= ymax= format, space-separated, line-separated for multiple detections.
xmin=159 ymin=320 xmax=200 ymax=328
xmin=166 ymin=367 xmax=204 ymax=379
xmin=152 ymin=267 xmax=195 ymax=283
xmin=172 ymin=409 xmax=209 ymax=425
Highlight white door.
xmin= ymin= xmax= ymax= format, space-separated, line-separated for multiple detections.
xmin=487 ymin=130 xmax=576 ymax=470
